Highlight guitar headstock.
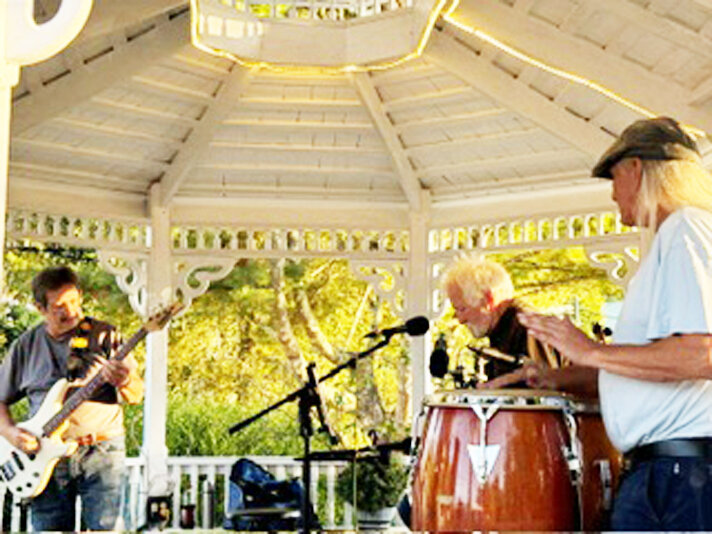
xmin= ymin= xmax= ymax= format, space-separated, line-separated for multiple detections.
xmin=145 ymin=303 xmax=184 ymax=332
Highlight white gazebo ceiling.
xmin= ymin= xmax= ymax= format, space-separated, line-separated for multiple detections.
xmin=9 ymin=0 xmax=712 ymax=230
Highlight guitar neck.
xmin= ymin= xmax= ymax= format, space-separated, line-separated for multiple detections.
xmin=42 ymin=326 xmax=148 ymax=437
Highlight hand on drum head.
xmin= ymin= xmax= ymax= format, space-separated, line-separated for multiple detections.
xmin=477 ymin=361 xmax=555 ymax=390
xmin=518 ymin=311 xmax=600 ymax=366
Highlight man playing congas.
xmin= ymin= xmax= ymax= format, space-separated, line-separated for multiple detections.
xmin=414 ymin=252 xmax=615 ymax=531
xmin=501 ymin=117 xmax=712 ymax=531
xmin=442 ymin=254 xmax=597 ymax=396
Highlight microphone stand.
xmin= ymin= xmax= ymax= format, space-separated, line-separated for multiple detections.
xmin=228 ymin=335 xmax=393 ymax=534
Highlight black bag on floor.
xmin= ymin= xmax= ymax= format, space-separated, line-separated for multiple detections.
xmin=223 ymin=458 xmax=319 ymax=531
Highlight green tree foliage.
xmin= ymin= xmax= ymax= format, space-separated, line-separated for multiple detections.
xmin=167 ymin=257 xmax=409 ymax=453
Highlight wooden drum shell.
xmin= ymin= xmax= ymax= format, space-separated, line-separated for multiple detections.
xmin=410 ymin=390 xmax=620 ymax=532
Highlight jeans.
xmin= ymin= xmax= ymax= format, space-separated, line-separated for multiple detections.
xmin=31 ymin=436 xmax=126 ymax=531
xmin=611 ymin=457 xmax=712 ymax=531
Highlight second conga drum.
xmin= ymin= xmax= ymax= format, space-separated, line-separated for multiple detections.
xmin=571 ymin=402 xmax=621 ymax=530
xmin=411 ymin=390 xmax=591 ymax=532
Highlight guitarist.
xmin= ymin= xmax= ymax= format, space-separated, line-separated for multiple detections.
xmin=0 ymin=266 xmax=144 ymax=531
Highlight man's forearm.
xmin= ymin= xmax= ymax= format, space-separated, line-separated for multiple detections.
xmin=588 ymin=334 xmax=712 ymax=381
xmin=0 ymin=403 xmax=16 ymax=440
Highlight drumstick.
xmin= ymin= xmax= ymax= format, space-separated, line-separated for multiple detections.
xmin=469 ymin=346 xmax=518 ymax=363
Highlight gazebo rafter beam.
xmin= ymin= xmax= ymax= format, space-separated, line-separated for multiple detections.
xmin=352 ymin=72 xmax=423 ymax=212
xmin=580 ymin=0 xmax=712 ymax=61
xmin=446 ymin=0 xmax=712 ymax=131
xmin=11 ymin=12 xmax=190 ymax=135
xmin=426 ymin=30 xmax=612 ymax=160
xmin=158 ymin=65 xmax=250 ymax=206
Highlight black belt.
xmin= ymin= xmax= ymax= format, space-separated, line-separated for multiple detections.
xmin=625 ymin=438 xmax=712 ymax=467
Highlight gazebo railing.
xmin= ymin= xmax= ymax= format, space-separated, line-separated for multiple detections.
xmin=0 ymin=456 xmax=356 ymax=531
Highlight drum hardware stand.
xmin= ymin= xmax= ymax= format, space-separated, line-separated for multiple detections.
xmin=469 ymin=402 xmax=501 ymax=483
xmin=228 ymin=335 xmax=394 ymax=534
xmin=594 ymin=459 xmax=613 ymax=511
xmin=563 ymin=409 xmax=585 ymax=530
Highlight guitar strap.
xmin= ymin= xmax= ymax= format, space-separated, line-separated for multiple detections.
xmin=66 ymin=317 xmax=120 ymax=404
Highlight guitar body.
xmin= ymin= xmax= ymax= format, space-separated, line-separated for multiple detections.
xmin=0 ymin=379 xmax=77 ymax=499
xmin=0 ymin=303 xmax=179 ymax=500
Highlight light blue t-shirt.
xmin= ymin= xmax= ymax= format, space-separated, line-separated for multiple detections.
xmin=599 ymin=206 xmax=712 ymax=452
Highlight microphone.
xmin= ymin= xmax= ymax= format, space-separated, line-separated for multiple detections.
xmin=365 ymin=316 xmax=430 ymax=339
xmin=429 ymin=333 xmax=449 ymax=378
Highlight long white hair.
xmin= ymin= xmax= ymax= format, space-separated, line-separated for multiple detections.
xmin=632 ymin=158 xmax=712 ymax=254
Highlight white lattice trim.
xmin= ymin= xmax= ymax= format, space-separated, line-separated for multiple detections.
xmin=352 ymin=260 xmax=406 ymax=313
xmin=429 ymin=211 xmax=637 ymax=256
xmin=172 ymin=226 xmax=409 ymax=259
xmin=8 ymin=209 xmax=149 ymax=252
xmin=97 ymin=250 xmax=148 ymax=317
xmin=585 ymin=239 xmax=641 ymax=288
xmin=173 ymin=257 xmax=236 ymax=311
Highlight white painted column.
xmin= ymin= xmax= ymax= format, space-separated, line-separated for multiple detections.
xmin=0 ymin=64 xmax=18 ymax=294
xmin=142 ymin=182 xmax=172 ymax=496
xmin=407 ymin=192 xmax=431 ymax=425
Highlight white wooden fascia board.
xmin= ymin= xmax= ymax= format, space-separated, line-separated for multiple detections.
xmin=425 ymin=31 xmax=612 ymax=160
xmin=12 ymin=14 xmax=190 ymax=135
xmin=451 ymin=0 xmax=712 ymax=131
xmin=8 ymin=178 xmax=147 ymax=220
xmin=352 ymin=72 xmax=423 ymax=211
xmin=430 ymin=181 xmax=615 ymax=227
xmin=171 ymin=197 xmax=410 ymax=228
xmin=158 ymin=66 xmax=249 ymax=206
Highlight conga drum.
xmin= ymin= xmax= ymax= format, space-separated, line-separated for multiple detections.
xmin=569 ymin=398 xmax=621 ymax=530
xmin=410 ymin=390 xmax=620 ymax=532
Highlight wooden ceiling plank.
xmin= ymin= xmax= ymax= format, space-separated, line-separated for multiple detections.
xmin=449 ymin=0 xmax=712 ymax=131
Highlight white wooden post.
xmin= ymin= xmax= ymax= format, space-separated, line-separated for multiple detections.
xmin=0 ymin=64 xmax=15 ymax=294
xmin=408 ymin=192 xmax=431 ymax=424
xmin=0 ymin=0 xmax=92 ymax=292
xmin=143 ymin=182 xmax=172 ymax=496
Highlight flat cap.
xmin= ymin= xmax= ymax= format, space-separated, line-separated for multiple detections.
xmin=592 ymin=117 xmax=700 ymax=179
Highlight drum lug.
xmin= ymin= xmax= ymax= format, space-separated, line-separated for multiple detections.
xmin=470 ymin=403 xmax=501 ymax=483
xmin=594 ymin=459 xmax=613 ymax=511
xmin=562 ymin=445 xmax=583 ymax=482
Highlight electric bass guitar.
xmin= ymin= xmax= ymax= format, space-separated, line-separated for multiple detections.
xmin=0 ymin=303 xmax=182 ymax=499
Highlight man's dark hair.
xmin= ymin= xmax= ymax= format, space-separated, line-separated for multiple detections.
xmin=31 ymin=266 xmax=80 ymax=308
